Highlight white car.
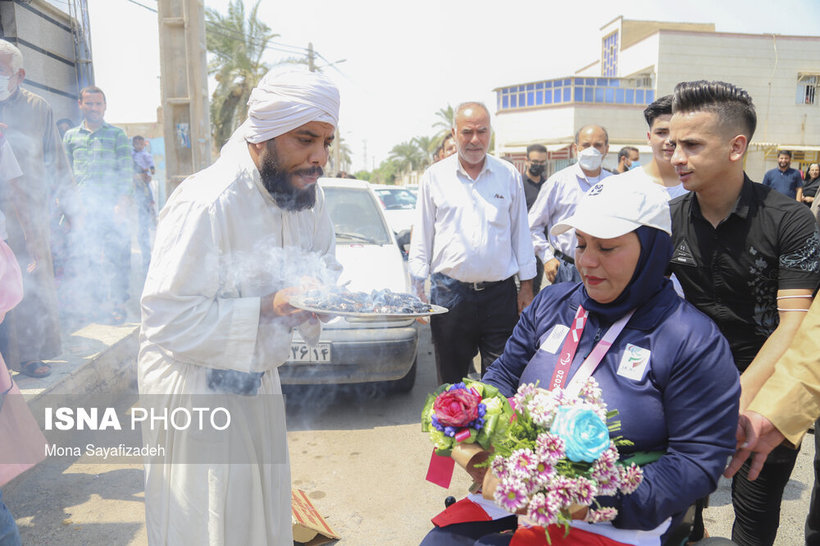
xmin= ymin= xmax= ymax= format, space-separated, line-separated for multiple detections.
xmin=278 ymin=178 xmax=418 ymax=392
xmin=371 ymin=183 xmax=417 ymax=236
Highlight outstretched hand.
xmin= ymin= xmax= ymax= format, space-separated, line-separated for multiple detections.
xmin=724 ymin=411 xmax=786 ymax=481
xmin=261 ymin=278 xmax=330 ymax=327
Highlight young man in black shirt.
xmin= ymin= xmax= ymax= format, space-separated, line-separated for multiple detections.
xmin=523 ymin=143 xmax=547 ymax=293
xmin=668 ymin=80 xmax=820 ymax=546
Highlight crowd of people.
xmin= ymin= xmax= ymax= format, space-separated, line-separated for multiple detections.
xmin=0 ymin=40 xmax=158 ymax=375
xmin=412 ymin=84 xmax=820 ymax=546
xmin=1 ymin=34 xmax=820 ymax=546
xmin=0 ymin=41 xmax=158 ymax=544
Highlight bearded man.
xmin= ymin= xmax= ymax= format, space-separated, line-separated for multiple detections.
xmin=138 ymin=71 xmax=341 ymax=545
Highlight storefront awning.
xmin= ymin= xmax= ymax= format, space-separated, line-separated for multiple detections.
xmin=751 ymin=143 xmax=820 ymax=152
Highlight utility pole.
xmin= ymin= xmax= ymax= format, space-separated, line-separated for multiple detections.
xmin=307 ymin=42 xmax=316 ymax=73
xmin=156 ymin=0 xmax=211 ymax=197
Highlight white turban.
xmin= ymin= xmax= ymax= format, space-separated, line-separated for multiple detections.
xmin=242 ymin=70 xmax=340 ymax=144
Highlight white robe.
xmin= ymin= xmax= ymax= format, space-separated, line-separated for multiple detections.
xmin=138 ymin=139 xmax=338 ymax=545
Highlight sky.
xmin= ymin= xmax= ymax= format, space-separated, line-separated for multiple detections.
xmin=86 ymin=0 xmax=820 ymax=172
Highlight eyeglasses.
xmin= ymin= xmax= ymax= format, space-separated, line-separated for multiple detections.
xmin=527 ymin=160 xmax=546 ymax=166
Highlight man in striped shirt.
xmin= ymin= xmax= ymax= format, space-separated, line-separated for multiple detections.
xmin=63 ymin=86 xmax=133 ymax=324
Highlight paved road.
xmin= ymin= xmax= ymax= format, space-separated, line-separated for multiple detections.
xmin=4 ymin=324 xmax=817 ymax=545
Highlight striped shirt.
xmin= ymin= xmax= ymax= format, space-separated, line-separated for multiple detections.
xmin=63 ymin=121 xmax=133 ymax=198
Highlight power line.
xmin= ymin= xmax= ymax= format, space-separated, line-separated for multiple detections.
xmin=115 ymin=0 xmax=343 ymax=74
xmin=123 ymin=0 xmax=157 ymax=13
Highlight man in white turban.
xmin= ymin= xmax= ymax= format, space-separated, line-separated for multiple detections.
xmin=138 ymin=71 xmax=341 ymax=545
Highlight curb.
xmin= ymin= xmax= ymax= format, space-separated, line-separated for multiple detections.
xmin=15 ymin=321 xmax=140 ymax=420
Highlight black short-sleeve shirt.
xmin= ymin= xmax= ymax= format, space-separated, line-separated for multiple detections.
xmin=523 ymin=175 xmax=546 ymax=211
xmin=669 ymin=175 xmax=820 ymax=371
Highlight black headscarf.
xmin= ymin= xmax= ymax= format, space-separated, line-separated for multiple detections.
xmin=580 ymin=225 xmax=673 ymax=323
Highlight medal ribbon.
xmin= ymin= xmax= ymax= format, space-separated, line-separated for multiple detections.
xmin=548 ymin=305 xmax=635 ymax=393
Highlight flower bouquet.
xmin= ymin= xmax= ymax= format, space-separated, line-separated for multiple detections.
xmin=421 ymin=379 xmax=514 ymax=488
xmin=487 ymin=378 xmax=643 ymax=530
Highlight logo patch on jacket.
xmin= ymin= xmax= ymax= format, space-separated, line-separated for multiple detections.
xmin=538 ymin=325 xmax=569 ymax=354
xmin=671 ymin=239 xmax=697 ymax=266
xmin=616 ymin=344 xmax=651 ymax=381
xmin=494 ymin=193 xmax=504 ymax=199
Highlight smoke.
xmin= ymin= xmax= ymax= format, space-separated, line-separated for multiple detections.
xmin=429 ymin=274 xmax=464 ymax=311
xmin=222 ymin=237 xmax=341 ymax=297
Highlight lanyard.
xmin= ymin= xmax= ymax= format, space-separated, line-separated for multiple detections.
xmin=548 ymin=305 xmax=635 ymax=395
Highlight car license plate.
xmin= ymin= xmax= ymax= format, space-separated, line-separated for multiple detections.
xmin=288 ymin=343 xmax=331 ymax=363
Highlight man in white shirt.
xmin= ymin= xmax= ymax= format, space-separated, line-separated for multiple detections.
xmin=614 ymin=95 xmax=688 ymax=200
xmin=409 ymin=102 xmax=536 ymax=384
xmin=528 ymin=125 xmax=612 ymax=285
xmin=138 ymin=70 xmax=341 ymax=546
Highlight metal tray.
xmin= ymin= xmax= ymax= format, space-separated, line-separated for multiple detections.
xmin=288 ymin=295 xmax=448 ymax=318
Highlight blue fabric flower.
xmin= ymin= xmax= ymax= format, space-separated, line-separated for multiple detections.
xmin=550 ymin=406 xmax=610 ymax=463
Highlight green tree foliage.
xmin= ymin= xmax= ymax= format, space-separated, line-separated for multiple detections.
xmin=205 ymin=0 xmax=276 ymax=149
xmin=331 ymin=134 xmax=353 ymax=174
xmin=389 ymin=141 xmax=425 ymax=174
xmin=432 ymin=104 xmax=455 ymax=139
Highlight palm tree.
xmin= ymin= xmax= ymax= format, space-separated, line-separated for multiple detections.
xmin=412 ymin=135 xmax=437 ymax=167
xmin=205 ymin=0 xmax=277 ymax=149
xmin=389 ymin=141 xmax=424 ymax=175
xmin=432 ymin=105 xmax=455 ymax=139
xmin=330 ymin=134 xmax=354 ymax=174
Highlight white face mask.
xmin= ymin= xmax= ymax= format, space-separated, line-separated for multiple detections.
xmin=0 ymin=75 xmax=10 ymax=101
xmin=577 ymin=146 xmax=603 ymax=172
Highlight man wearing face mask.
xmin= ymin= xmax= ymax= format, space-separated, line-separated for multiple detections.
xmin=614 ymin=146 xmax=640 ymax=174
xmin=528 ymin=124 xmax=612 ymax=285
xmin=523 ymin=144 xmax=548 ymax=293
xmin=0 ymin=40 xmax=77 ymax=380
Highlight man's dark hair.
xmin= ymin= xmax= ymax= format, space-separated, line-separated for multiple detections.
xmin=777 ymin=150 xmax=792 ymax=159
xmin=672 ymin=81 xmax=756 ymax=140
xmin=79 ymin=85 xmax=107 ymax=103
xmin=526 ymin=143 xmax=547 ymax=157
xmin=643 ymin=95 xmax=673 ymax=128
xmin=617 ymin=146 xmax=639 ymax=161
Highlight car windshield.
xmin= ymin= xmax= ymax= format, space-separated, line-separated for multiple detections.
xmin=323 ymin=186 xmax=393 ymax=245
xmin=374 ymin=188 xmax=417 ymax=210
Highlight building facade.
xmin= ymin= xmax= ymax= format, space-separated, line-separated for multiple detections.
xmin=494 ymin=17 xmax=820 ymax=179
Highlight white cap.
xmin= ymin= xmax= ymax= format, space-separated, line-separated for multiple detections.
xmin=551 ymin=178 xmax=671 ymax=239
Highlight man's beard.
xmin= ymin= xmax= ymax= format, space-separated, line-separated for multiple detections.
xmin=259 ymin=145 xmax=321 ymax=211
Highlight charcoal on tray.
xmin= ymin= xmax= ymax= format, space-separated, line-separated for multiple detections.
xmin=301 ymin=287 xmax=433 ymax=314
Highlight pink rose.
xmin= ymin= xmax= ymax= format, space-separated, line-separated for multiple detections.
xmin=434 ymin=387 xmax=480 ymax=427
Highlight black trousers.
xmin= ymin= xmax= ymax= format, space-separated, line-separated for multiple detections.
xmin=429 ymin=275 xmax=518 ymax=385
xmin=532 ymin=257 xmax=544 ymax=294
xmin=731 ymin=443 xmax=799 ymax=546
xmin=806 ymin=419 xmax=820 ymax=545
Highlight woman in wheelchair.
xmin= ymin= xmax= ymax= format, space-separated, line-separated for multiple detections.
xmin=422 ymin=180 xmax=741 ymax=546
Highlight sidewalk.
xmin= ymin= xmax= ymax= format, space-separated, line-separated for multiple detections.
xmin=15 ymin=236 xmax=146 ymax=411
